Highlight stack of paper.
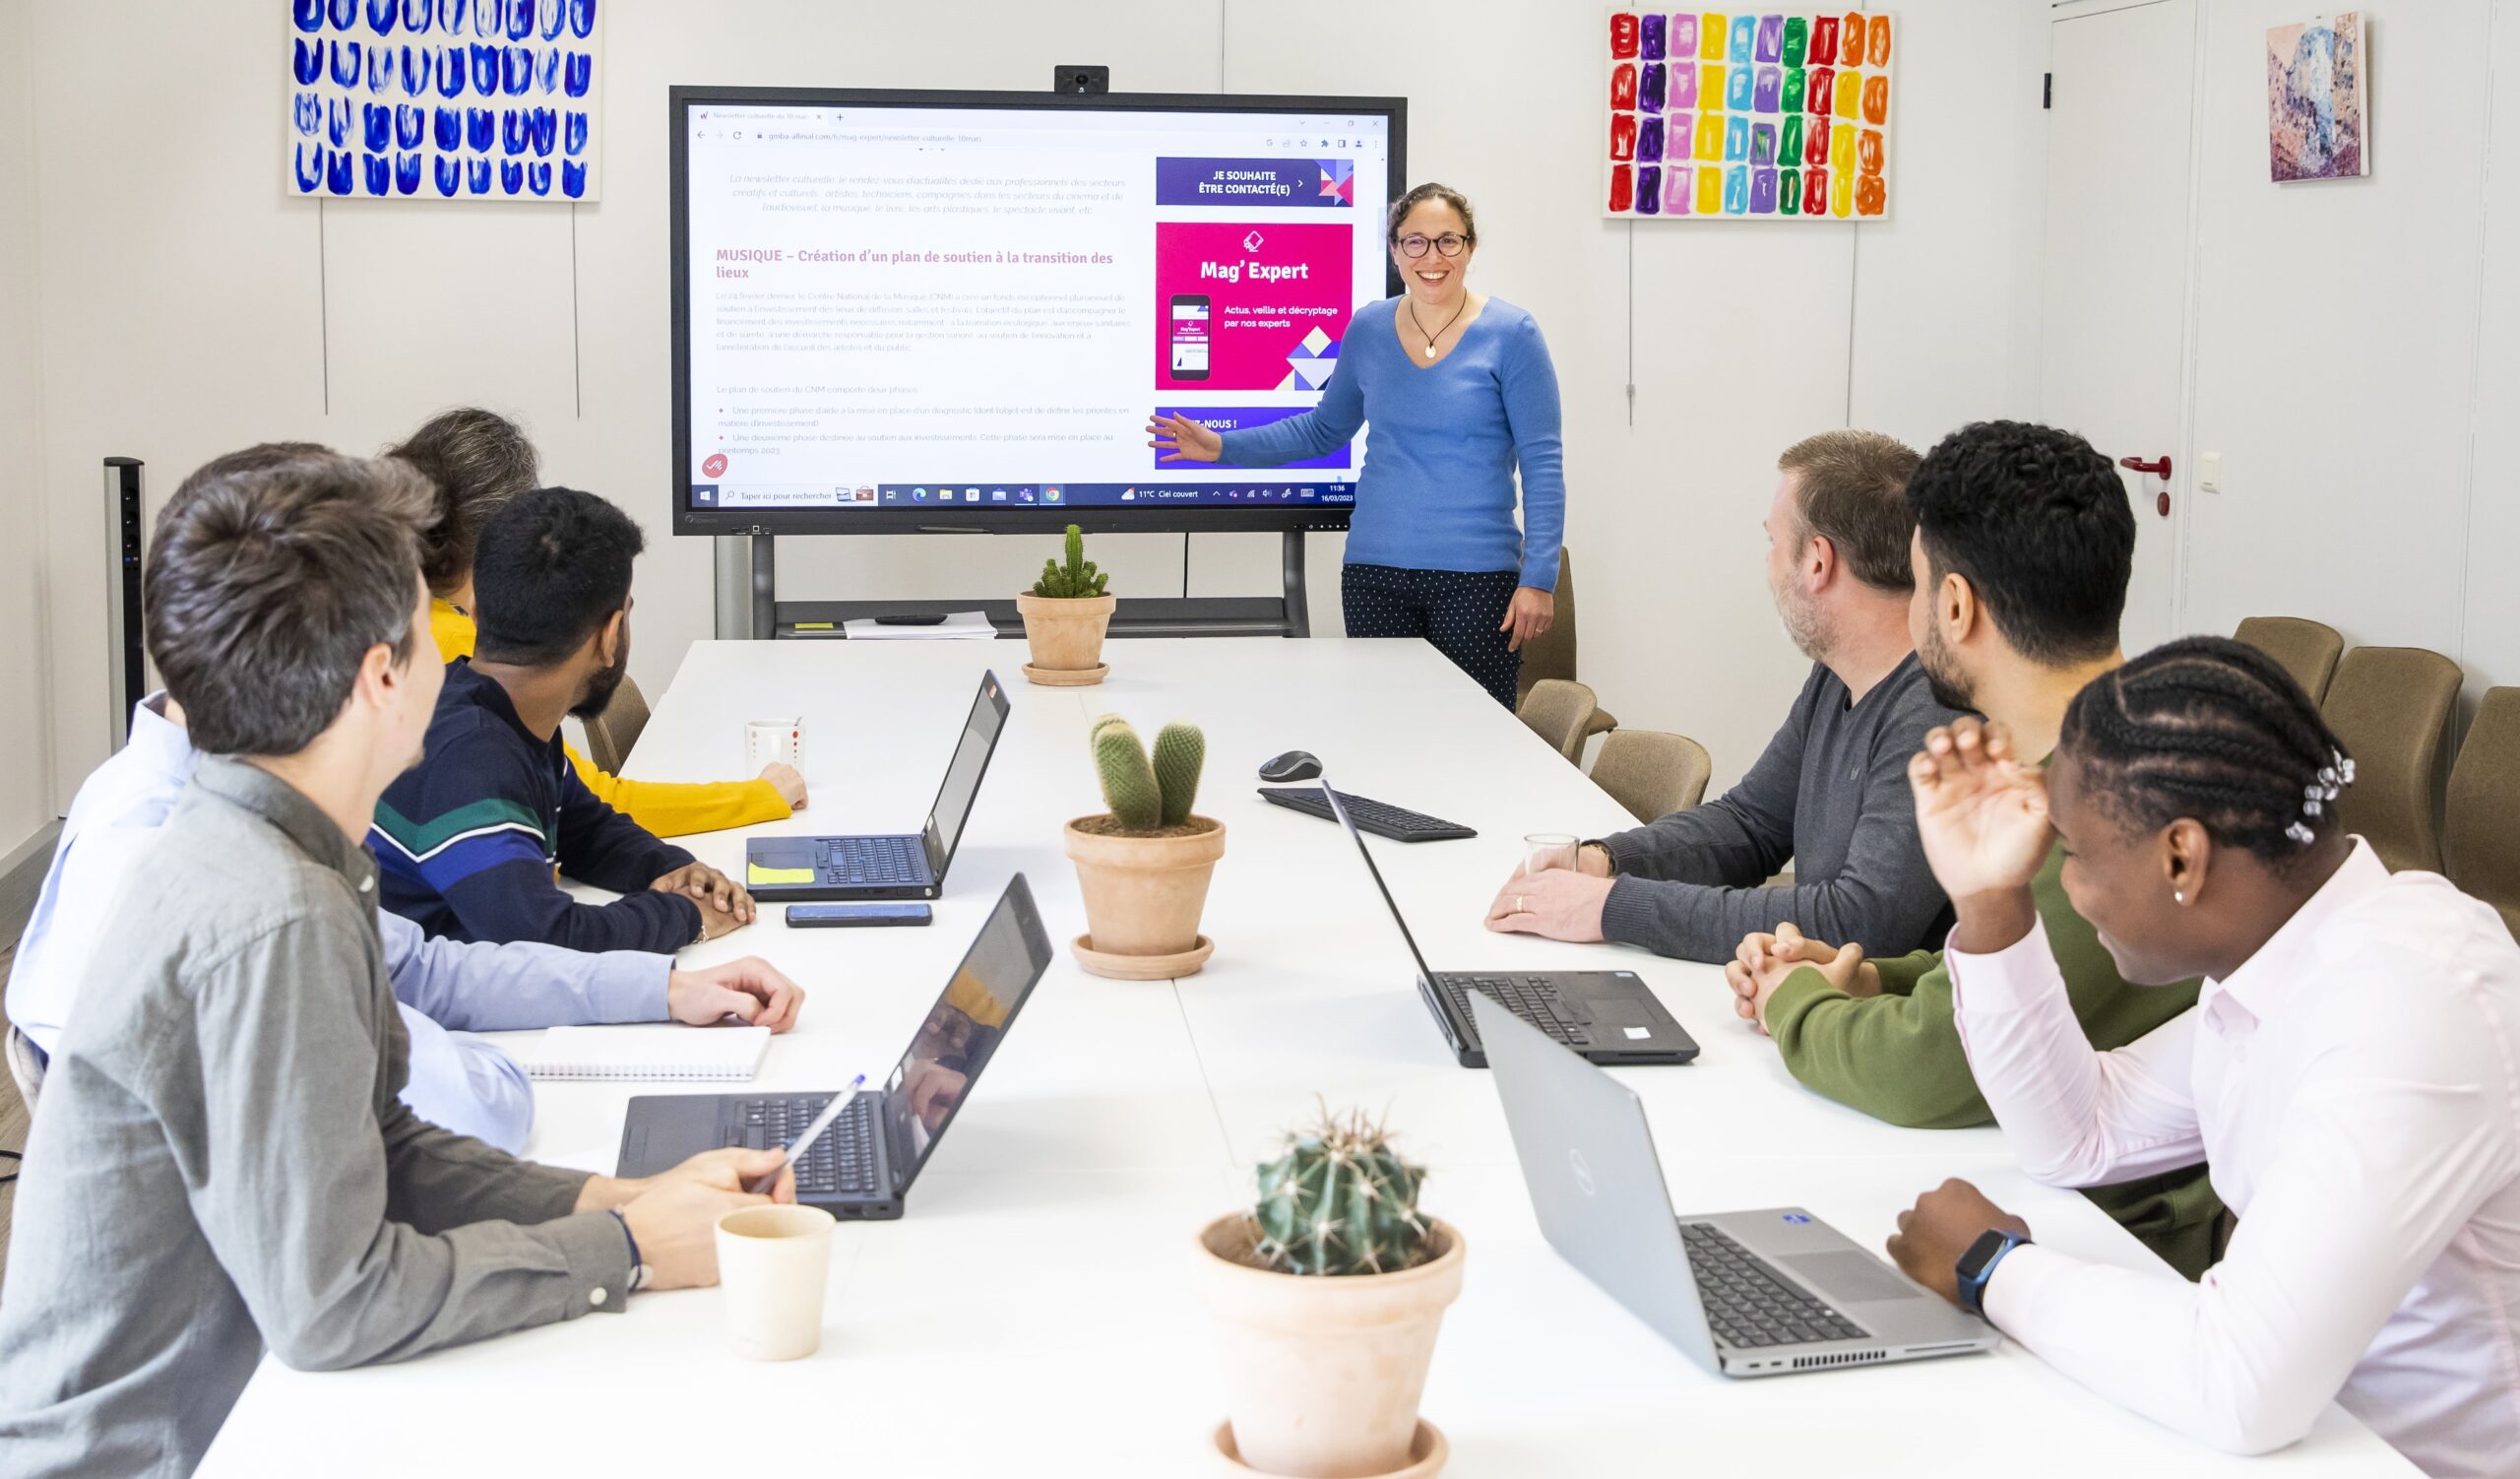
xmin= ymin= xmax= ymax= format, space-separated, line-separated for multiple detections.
xmin=841 ymin=611 xmax=999 ymax=640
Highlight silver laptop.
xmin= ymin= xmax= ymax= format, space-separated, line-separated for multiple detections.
xmin=1473 ymin=995 xmax=1996 ymax=1377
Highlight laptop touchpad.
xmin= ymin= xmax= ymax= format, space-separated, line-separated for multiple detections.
xmin=1591 ymin=999 xmax=1655 ymax=1027
xmin=1781 ymin=1252 xmax=1922 ymax=1305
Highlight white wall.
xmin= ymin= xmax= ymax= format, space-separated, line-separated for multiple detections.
xmin=18 ymin=0 xmax=2050 ymax=823
xmin=2174 ymin=0 xmax=2518 ymax=707
xmin=0 ymin=0 xmax=55 ymax=861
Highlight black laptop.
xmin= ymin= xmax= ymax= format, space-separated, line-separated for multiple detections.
xmin=743 ymin=671 xmax=1010 ymax=901
xmin=616 ymin=873 xmax=1053 ymax=1220
xmin=1318 ymin=783 xmax=1697 ymax=1069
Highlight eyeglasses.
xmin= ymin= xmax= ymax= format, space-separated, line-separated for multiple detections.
xmin=1396 ymin=232 xmax=1470 ymax=259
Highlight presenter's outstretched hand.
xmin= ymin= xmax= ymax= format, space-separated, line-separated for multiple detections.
xmin=1499 ymin=587 xmax=1555 ymax=653
xmin=668 ymin=957 xmax=806 ymax=1032
xmin=1146 ymin=413 xmax=1224 ymax=463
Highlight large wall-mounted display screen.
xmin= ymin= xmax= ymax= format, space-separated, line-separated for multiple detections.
xmin=670 ymin=87 xmax=1405 ymax=534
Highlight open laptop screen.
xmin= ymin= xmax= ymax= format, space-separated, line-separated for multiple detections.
xmin=921 ymin=671 xmax=1011 ymax=875
xmin=881 ymin=872 xmax=1052 ymax=1189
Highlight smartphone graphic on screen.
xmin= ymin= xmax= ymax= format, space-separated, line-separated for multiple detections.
xmin=1169 ymin=294 xmax=1210 ymax=379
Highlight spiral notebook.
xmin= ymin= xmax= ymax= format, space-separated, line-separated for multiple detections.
xmin=511 ymin=1025 xmax=772 ymax=1082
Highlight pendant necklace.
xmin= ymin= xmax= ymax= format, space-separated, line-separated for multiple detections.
xmin=1410 ymin=297 xmax=1467 ymax=359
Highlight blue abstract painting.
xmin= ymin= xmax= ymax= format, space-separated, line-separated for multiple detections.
xmin=288 ymin=0 xmax=601 ymax=202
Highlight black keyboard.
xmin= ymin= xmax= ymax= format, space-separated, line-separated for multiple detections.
xmin=1439 ymin=974 xmax=1595 ymax=1050
xmin=1258 ymin=787 xmax=1478 ymax=842
xmin=1680 ymin=1222 xmax=1869 ymax=1350
xmin=726 ymin=1094 xmax=879 ymax=1197
xmin=820 ymin=835 xmax=926 ymax=884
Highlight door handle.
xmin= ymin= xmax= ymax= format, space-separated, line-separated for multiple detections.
xmin=2118 ymin=454 xmax=2173 ymax=480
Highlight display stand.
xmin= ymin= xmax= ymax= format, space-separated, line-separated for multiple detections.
xmin=716 ymin=530 xmax=1312 ymax=642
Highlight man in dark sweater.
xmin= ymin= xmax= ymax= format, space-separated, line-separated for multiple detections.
xmin=1726 ymin=420 xmax=2224 ymax=1277
xmin=1487 ymin=430 xmax=1961 ymax=964
xmin=374 ymin=486 xmax=752 ymax=953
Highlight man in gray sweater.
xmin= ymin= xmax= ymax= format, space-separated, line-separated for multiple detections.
xmin=0 ymin=452 xmax=795 ymax=1477
xmin=1487 ymin=430 xmax=1961 ymax=964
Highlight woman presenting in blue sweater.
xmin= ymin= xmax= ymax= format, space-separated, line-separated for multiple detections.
xmin=1147 ymin=183 xmax=1566 ymax=707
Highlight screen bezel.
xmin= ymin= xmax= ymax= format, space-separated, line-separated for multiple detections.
xmin=919 ymin=671 xmax=1011 ymax=877
xmin=668 ymin=85 xmax=1407 ymax=537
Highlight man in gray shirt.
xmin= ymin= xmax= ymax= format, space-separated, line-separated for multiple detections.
xmin=0 ymin=452 xmax=794 ymax=1477
xmin=1487 ymin=430 xmax=1961 ymax=964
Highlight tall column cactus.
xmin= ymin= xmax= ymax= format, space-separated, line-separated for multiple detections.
xmin=1090 ymin=715 xmax=1205 ymax=833
xmin=1032 ymin=523 xmax=1109 ymax=599
xmin=1252 ymin=1106 xmax=1433 ymax=1277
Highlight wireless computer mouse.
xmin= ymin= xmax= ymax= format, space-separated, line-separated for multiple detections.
xmin=1258 ymin=749 xmax=1323 ymax=784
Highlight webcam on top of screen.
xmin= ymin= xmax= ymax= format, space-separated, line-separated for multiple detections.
xmin=1055 ymin=64 xmax=1110 ymax=96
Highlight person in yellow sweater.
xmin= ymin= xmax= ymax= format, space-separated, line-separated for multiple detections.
xmin=388 ymin=408 xmax=805 ymax=837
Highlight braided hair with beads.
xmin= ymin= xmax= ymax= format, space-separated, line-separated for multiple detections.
xmin=2059 ymin=636 xmax=2355 ymax=872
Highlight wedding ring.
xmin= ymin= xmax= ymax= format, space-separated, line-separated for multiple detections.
xmin=1515 ymin=895 xmax=1528 ymax=914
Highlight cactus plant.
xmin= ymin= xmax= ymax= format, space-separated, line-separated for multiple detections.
xmin=1150 ymin=722 xmax=1205 ymax=828
xmin=1090 ymin=715 xmax=1205 ymax=833
xmin=1031 ymin=524 xmax=1109 ymax=599
xmin=1251 ymin=1105 xmax=1433 ymax=1277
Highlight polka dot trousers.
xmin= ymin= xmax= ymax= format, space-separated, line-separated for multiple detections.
xmin=1341 ymin=562 xmax=1523 ymax=709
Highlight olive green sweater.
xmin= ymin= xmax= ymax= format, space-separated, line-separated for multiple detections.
xmin=1764 ymin=844 xmax=2226 ymax=1279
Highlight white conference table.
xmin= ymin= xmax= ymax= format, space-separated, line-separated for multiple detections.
xmin=202 ymin=639 xmax=2412 ymax=1476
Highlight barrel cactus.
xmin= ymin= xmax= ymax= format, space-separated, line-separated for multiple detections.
xmin=1251 ymin=1106 xmax=1433 ymax=1277
xmin=1032 ymin=524 xmax=1108 ymax=599
xmin=1091 ymin=715 xmax=1204 ymax=833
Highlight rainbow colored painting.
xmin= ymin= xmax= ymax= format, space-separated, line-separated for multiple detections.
xmin=2267 ymin=14 xmax=2367 ymax=183
xmin=1602 ymin=10 xmax=1896 ymax=221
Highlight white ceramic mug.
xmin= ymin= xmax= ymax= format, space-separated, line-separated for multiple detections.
xmin=746 ymin=717 xmax=802 ymax=769
xmin=715 ymin=1203 xmax=837 ymax=1361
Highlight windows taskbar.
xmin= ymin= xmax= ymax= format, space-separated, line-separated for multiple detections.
xmin=687 ymin=481 xmax=1356 ymax=511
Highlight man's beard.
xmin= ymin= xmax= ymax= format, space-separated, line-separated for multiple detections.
xmin=1774 ymin=583 xmax=1831 ymax=663
xmin=1917 ymin=618 xmax=1977 ymax=712
xmin=571 ymin=648 xmax=630 ymax=722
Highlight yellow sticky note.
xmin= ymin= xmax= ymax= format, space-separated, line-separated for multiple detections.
xmin=747 ymin=864 xmax=817 ymax=885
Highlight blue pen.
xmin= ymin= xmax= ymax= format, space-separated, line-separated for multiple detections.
xmin=745 ymin=1074 xmax=866 ymax=1194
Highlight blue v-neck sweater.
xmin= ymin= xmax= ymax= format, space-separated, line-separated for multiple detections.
xmin=1218 ymin=296 xmax=1567 ymax=590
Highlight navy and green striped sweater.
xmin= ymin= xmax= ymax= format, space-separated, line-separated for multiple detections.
xmin=372 ymin=660 xmax=701 ymax=953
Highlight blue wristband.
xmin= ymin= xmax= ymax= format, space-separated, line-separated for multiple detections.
xmin=606 ymin=1207 xmax=645 ymax=1293
xmin=1955 ymin=1228 xmax=2030 ymax=1319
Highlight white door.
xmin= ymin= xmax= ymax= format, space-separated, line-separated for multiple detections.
xmin=2040 ymin=0 xmax=2196 ymax=657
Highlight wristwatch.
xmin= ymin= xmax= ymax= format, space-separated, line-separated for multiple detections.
xmin=1954 ymin=1228 xmax=2031 ymax=1319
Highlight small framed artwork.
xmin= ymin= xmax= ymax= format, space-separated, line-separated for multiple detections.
xmin=2267 ymin=13 xmax=2368 ymax=183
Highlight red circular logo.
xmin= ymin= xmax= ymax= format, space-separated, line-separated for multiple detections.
xmin=701 ymin=453 xmax=728 ymax=478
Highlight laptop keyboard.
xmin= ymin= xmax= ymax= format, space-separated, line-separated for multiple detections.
xmin=1439 ymin=975 xmax=1595 ymax=1049
xmin=727 ymin=1093 xmax=879 ymax=1197
xmin=819 ymin=835 xmax=925 ymax=884
xmin=1680 ymin=1222 xmax=1869 ymax=1349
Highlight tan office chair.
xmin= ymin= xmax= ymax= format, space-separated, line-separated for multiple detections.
xmin=581 ymin=675 xmax=654 ymax=775
xmin=1518 ymin=678 xmax=1601 ymax=765
xmin=2321 ymin=646 xmax=2463 ymax=873
xmin=7 ymin=1023 xmax=43 ymax=1113
xmin=1513 ymin=550 xmax=1617 ymax=740
xmin=1590 ymin=729 xmax=1714 ymax=824
xmin=2445 ymin=686 xmax=2520 ymax=939
xmin=2235 ymin=616 xmax=2346 ymax=706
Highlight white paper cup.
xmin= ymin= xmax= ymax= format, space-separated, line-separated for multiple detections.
xmin=715 ymin=1203 xmax=837 ymax=1361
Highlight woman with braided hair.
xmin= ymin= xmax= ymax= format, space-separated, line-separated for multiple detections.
xmin=1879 ymin=636 xmax=2520 ymax=1476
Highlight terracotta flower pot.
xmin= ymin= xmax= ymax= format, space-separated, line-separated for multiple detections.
xmin=1194 ymin=1214 xmax=1466 ymax=1479
xmin=1016 ymin=592 xmax=1115 ymax=682
xmin=1065 ymin=815 xmax=1225 ymax=970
